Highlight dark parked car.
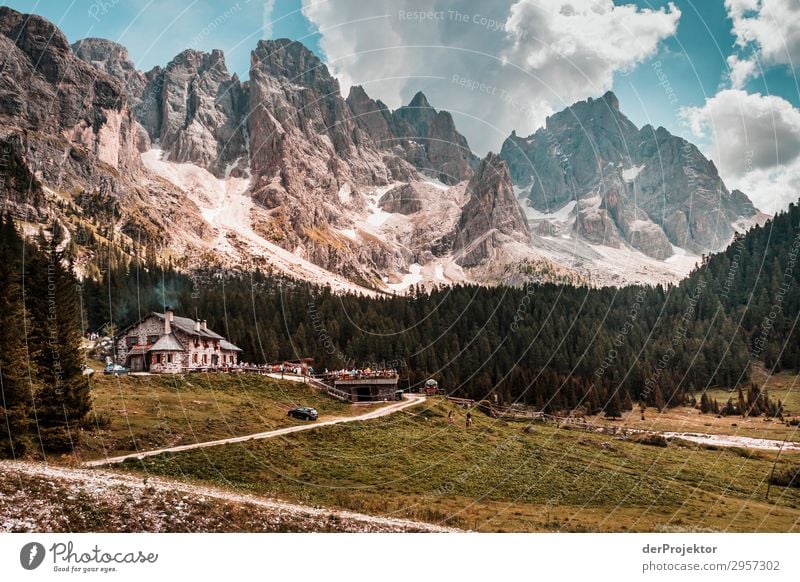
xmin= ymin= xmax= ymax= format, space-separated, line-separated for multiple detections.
xmin=288 ymin=407 xmax=318 ymax=421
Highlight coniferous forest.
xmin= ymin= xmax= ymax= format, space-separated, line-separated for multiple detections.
xmin=1 ymin=202 xmax=799 ymax=458
xmin=0 ymin=215 xmax=90 ymax=457
xmin=80 ymin=203 xmax=800 ymax=414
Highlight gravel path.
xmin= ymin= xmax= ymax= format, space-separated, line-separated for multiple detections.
xmin=85 ymin=394 xmax=426 ymax=467
xmin=1 ymin=459 xmax=458 ymax=533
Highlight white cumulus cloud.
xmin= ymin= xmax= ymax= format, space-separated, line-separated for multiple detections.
xmin=681 ymin=89 xmax=800 ymax=213
xmin=502 ymin=0 xmax=680 ymax=91
xmin=300 ymin=0 xmax=679 ymax=153
xmin=724 ymin=0 xmax=800 ymax=88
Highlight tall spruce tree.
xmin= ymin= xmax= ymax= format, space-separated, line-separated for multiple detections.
xmin=0 ymin=215 xmax=36 ymax=457
xmin=27 ymin=224 xmax=91 ymax=451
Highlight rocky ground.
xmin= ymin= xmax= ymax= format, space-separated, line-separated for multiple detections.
xmin=0 ymin=461 xmax=457 ymax=533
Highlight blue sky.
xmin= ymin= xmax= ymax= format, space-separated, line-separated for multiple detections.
xmin=3 ymin=0 xmax=800 ymax=212
xmin=0 ymin=0 xmax=321 ymax=79
xmin=2 ymin=1 xmax=796 ymax=133
xmin=616 ymin=1 xmax=798 ymax=137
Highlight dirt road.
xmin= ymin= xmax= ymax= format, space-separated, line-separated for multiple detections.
xmin=85 ymin=394 xmax=426 ymax=467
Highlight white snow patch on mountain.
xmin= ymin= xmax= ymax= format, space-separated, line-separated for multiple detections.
xmin=387 ymin=263 xmax=423 ymax=292
xmin=385 ymin=259 xmax=465 ymax=293
xmin=586 ymin=243 xmax=699 ymax=285
xmin=523 ymin=199 xmax=577 ymax=221
xmin=363 ymin=183 xmax=400 ymax=228
xmin=141 ymin=149 xmax=377 ymax=296
xmin=421 ymin=175 xmax=451 ymax=191
xmin=338 ymin=182 xmax=353 ymax=204
xmin=732 ymin=212 xmax=771 ymax=234
xmin=367 ymin=207 xmax=392 ymax=227
xmin=338 ymin=228 xmax=357 ymax=241
xmin=622 ymin=164 xmax=645 ymax=182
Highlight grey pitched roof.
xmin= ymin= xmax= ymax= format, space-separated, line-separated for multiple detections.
xmin=153 ymin=313 xmax=225 ymax=340
xmin=148 ymin=333 xmax=186 ymax=352
xmin=220 ymin=339 xmax=243 ymax=352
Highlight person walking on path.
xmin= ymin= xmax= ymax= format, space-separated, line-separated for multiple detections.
xmin=466 ymin=411 xmax=473 ymax=428
xmin=448 ymin=410 xmax=454 ymax=425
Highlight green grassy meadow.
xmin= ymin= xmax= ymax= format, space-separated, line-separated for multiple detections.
xmin=81 ymin=369 xmax=377 ymax=460
xmin=117 ymin=398 xmax=800 ymax=532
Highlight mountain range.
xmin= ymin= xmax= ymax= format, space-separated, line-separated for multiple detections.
xmin=0 ymin=7 xmax=767 ymax=291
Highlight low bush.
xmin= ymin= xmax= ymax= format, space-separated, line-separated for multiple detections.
xmin=633 ymin=433 xmax=668 ymax=447
xmin=770 ymin=465 xmax=800 ymax=488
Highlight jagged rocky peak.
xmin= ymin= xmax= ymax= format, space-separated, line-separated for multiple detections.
xmin=502 ymin=91 xmax=639 ymax=200
xmin=72 ymin=38 xmax=146 ymax=101
xmin=0 ymin=7 xmax=191 ymax=248
xmin=348 ymin=88 xmax=477 ymax=185
xmin=633 ymin=123 xmax=752 ymax=252
xmin=247 ymin=38 xmax=374 ymax=182
xmin=346 ymin=85 xmax=395 ymax=147
xmin=245 ymin=36 xmax=399 ymax=279
xmin=0 ymin=7 xmax=71 ymax=82
xmin=72 ymin=40 xmax=249 ymax=171
xmin=252 ymin=38 xmax=340 ymax=95
xmin=139 ymin=48 xmax=248 ymax=177
xmin=395 ymin=91 xmax=478 ymax=185
xmin=731 ymin=189 xmax=756 ymax=216
xmin=500 ymin=90 xmax=757 ymax=257
xmin=249 ymin=38 xmax=362 ymax=157
xmin=408 ymin=90 xmax=432 ymax=108
xmin=601 ymin=89 xmax=619 ymax=110
xmin=455 ymin=153 xmax=530 ymax=267
xmin=462 ymin=153 xmax=529 ymax=236
xmin=395 ymin=91 xmax=437 ymax=134
xmin=72 ymin=37 xmax=151 ymax=151
xmin=0 ymin=7 xmax=138 ymax=171
xmin=549 ymin=90 xmax=632 ymax=137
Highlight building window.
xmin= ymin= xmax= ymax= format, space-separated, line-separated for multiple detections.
xmin=167 ymin=354 xmax=173 ymax=363
xmin=192 ymin=353 xmax=197 ymax=364
xmin=194 ymin=338 xmax=199 ymax=347
xmin=203 ymin=354 xmax=207 ymax=364
xmin=148 ymin=335 xmax=159 ymax=345
xmin=128 ymin=336 xmax=138 ymax=346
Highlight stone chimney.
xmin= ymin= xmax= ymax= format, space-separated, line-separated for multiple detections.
xmin=164 ymin=307 xmax=173 ymax=334
xmin=194 ymin=320 xmax=201 ymax=332
xmin=201 ymin=320 xmax=208 ymax=332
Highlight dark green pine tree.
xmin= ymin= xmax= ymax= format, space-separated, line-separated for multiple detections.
xmin=737 ymin=386 xmax=747 ymax=417
xmin=29 ymin=225 xmax=91 ymax=451
xmin=0 ymin=215 xmax=36 ymax=457
xmin=604 ymin=389 xmax=623 ymax=420
xmin=699 ymin=392 xmax=711 ymax=413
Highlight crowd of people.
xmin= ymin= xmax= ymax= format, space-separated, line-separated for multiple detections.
xmin=319 ymin=368 xmax=399 ymax=380
xmin=231 ymin=362 xmax=310 ymax=375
